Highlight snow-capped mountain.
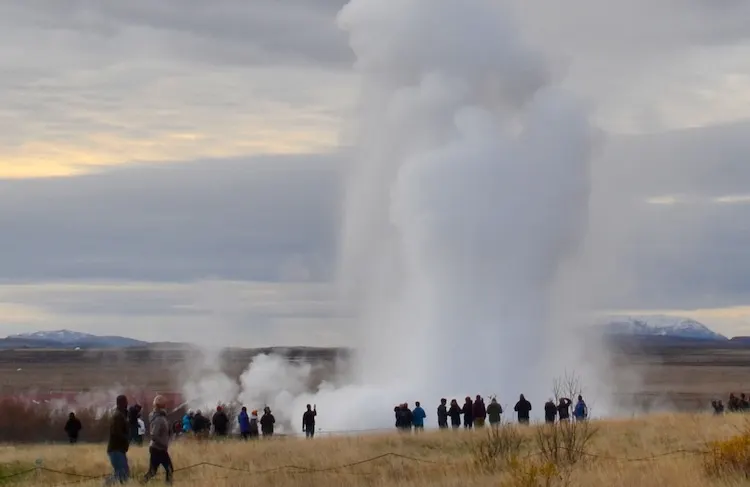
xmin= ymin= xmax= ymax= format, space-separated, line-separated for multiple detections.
xmin=3 ymin=329 xmax=147 ymax=348
xmin=599 ymin=315 xmax=727 ymax=341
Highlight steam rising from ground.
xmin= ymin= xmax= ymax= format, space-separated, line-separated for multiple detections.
xmin=182 ymin=0 xmax=599 ymax=430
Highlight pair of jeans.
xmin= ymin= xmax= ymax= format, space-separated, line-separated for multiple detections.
xmin=143 ymin=447 xmax=173 ymax=484
xmin=103 ymin=451 xmax=129 ymax=485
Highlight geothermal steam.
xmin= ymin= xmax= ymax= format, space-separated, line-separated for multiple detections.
xmin=182 ymin=0 xmax=594 ymax=431
xmin=337 ymin=0 xmax=593 ymax=414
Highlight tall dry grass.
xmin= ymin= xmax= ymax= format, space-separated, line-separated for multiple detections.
xmin=0 ymin=413 xmax=749 ymax=486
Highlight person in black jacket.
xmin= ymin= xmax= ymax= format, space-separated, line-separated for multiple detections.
xmin=127 ymin=404 xmax=142 ymax=446
xmin=212 ymin=406 xmax=229 ymax=437
xmin=260 ymin=407 xmax=275 ymax=437
xmin=192 ymin=410 xmax=210 ymax=437
xmin=448 ymin=399 xmax=462 ymax=428
xmin=462 ymin=397 xmax=474 ymax=429
xmin=514 ymin=394 xmax=532 ymax=424
xmin=105 ymin=395 xmax=130 ymax=485
xmin=557 ymin=397 xmax=572 ymax=421
xmin=64 ymin=412 xmax=82 ymax=444
xmin=437 ymin=398 xmax=448 ymax=429
xmin=302 ymin=404 xmax=317 ymax=438
xmin=544 ymin=398 xmax=557 ymax=424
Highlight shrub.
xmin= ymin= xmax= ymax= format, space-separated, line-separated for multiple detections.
xmin=470 ymin=423 xmax=528 ymax=472
xmin=704 ymin=430 xmax=750 ymax=477
xmin=501 ymin=457 xmax=564 ymax=487
xmin=535 ymin=419 xmax=598 ymax=467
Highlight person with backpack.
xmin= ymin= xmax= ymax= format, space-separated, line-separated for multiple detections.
xmin=573 ymin=395 xmax=588 ymax=421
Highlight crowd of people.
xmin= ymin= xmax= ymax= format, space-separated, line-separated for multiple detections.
xmin=395 ymin=394 xmax=589 ymax=431
xmin=712 ymin=393 xmax=750 ymax=414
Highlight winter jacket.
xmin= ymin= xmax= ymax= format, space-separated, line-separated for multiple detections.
xmin=182 ymin=414 xmax=192 ymax=432
xmin=437 ymin=404 xmax=448 ymax=427
xmin=302 ymin=410 xmax=317 ymax=431
xmin=412 ymin=406 xmax=426 ymax=427
xmin=487 ymin=401 xmax=503 ymax=423
xmin=260 ymin=413 xmax=275 ymax=435
xmin=473 ymin=399 xmax=487 ymax=420
xmin=462 ymin=400 xmax=474 ymax=424
xmin=544 ymin=401 xmax=557 ymax=422
xmin=514 ymin=398 xmax=532 ymax=422
xmin=149 ymin=409 xmax=170 ymax=451
xmin=573 ymin=400 xmax=588 ymax=419
xmin=212 ymin=411 xmax=229 ymax=435
xmin=65 ymin=417 xmax=82 ymax=438
xmin=107 ymin=408 xmax=130 ymax=453
xmin=238 ymin=411 xmax=250 ymax=433
xmin=557 ymin=399 xmax=572 ymax=420
xmin=448 ymin=404 xmax=462 ymax=426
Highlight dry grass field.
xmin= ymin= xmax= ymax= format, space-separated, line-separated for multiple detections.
xmin=1 ymin=413 xmax=750 ymax=486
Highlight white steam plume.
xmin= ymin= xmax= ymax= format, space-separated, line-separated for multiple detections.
xmin=336 ymin=0 xmax=594 ymax=419
xmin=181 ymin=0 xmax=598 ymax=430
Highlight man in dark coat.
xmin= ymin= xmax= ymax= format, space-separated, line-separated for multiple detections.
xmin=105 ymin=395 xmax=130 ymax=485
xmin=544 ymin=398 xmax=557 ymax=424
xmin=462 ymin=397 xmax=474 ymax=429
xmin=437 ymin=398 xmax=449 ymax=429
xmin=64 ymin=412 xmax=82 ymax=444
xmin=212 ymin=406 xmax=229 ymax=436
xmin=514 ymin=394 xmax=532 ymax=424
xmin=302 ymin=404 xmax=317 ymax=438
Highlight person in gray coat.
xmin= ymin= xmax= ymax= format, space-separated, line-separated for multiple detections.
xmin=142 ymin=395 xmax=173 ymax=484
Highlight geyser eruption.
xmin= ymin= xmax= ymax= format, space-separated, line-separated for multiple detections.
xmin=338 ymin=0 xmax=594 ymax=411
xmin=182 ymin=0 xmax=596 ymax=432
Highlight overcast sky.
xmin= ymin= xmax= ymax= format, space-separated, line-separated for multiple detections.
xmin=1 ymin=0 xmax=750 ymax=344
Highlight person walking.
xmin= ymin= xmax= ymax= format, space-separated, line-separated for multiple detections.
xmin=104 ymin=395 xmax=130 ymax=485
xmin=64 ymin=412 xmax=82 ymax=444
xmin=142 ymin=395 xmax=174 ymax=485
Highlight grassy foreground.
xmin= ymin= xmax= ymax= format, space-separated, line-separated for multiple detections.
xmin=1 ymin=413 xmax=749 ymax=486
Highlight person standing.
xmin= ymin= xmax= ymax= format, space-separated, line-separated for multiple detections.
xmin=473 ymin=395 xmax=487 ymax=428
xmin=238 ymin=407 xmax=251 ymax=440
xmin=65 ymin=412 xmax=82 ymax=444
xmin=302 ymin=404 xmax=317 ymax=438
xmin=462 ymin=397 xmax=474 ymax=429
xmin=104 ymin=395 xmax=130 ymax=485
xmin=260 ymin=407 xmax=276 ymax=437
xmin=544 ymin=398 xmax=557 ymax=424
xmin=557 ymin=397 xmax=572 ymax=422
xmin=412 ymin=402 xmax=426 ymax=431
xmin=487 ymin=398 xmax=503 ymax=426
xmin=249 ymin=410 xmax=260 ymax=438
xmin=437 ymin=399 xmax=448 ymax=429
xmin=514 ymin=394 xmax=532 ymax=425
xmin=142 ymin=395 xmax=173 ymax=485
xmin=573 ymin=395 xmax=588 ymax=421
xmin=127 ymin=403 xmax=142 ymax=446
xmin=212 ymin=406 xmax=229 ymax=437
xmin=448 ymin=399 xmax=462 ymax=429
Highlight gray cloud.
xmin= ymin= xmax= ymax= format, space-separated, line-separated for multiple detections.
xmin=0 ymin=154 xmax=342 ymax=282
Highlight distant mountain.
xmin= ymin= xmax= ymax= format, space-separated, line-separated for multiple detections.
xmin=0 ymin=329 xmax=148 ymax=349
xmin=598 ymin=315 xmax=727 ymax=341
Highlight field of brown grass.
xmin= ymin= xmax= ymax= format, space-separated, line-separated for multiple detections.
xmin=2 ymin=413 xmax=750 ymax=486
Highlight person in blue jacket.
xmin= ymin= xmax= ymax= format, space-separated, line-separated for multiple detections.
xmin=182 ymin=410 xmax=194 ymax=435
xmin=573 ymin=395 xmax=588 ymax=421
xmin=238 ymin=406 xmax=251 ymax=440
xmin=412 ymin=401 xmax=426 ymax=431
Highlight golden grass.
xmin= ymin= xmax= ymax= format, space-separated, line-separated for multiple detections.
xmin=1 ymin=413 xmax=749 ymax=486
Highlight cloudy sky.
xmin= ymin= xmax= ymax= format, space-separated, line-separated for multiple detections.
xmin=1 ymin=0 xmax=750 ymax=344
